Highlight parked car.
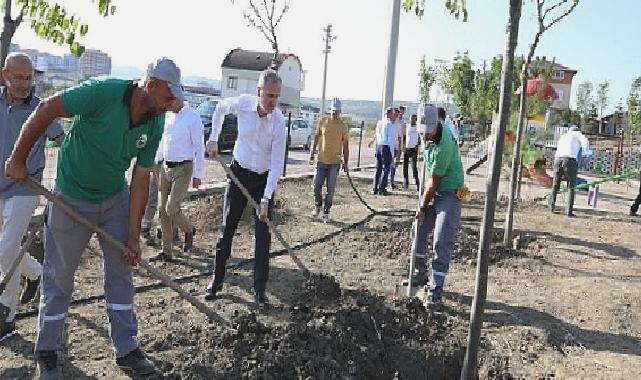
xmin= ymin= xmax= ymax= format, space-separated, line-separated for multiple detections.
xmin=287 ymin=118 xmax=313 ymax=150
xmin=195 ymin=100 xmax=238 ymax=152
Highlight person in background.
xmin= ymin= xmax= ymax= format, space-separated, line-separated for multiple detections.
xmin=389 ymin=105 xmax=405 ymax=189
xmin=308 ymin=97 xmax=349 ymax=223
xmin=152 ymin=99 xmax=205 ymax=261
xmin=0 ymin=52 xmax=64 ymax=342
xmin=403 ymin=113 xmax=420 ymax=191
xmin=372 ymin=107 xmax=396 ymax=196
xmin=549 ymin=125 xmax=589 ymax=217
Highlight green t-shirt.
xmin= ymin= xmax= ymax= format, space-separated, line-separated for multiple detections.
xmin=423 ymin=125 xmax=464 ymax=192
xmin=56 ymin=77 xmax=164 ymax=203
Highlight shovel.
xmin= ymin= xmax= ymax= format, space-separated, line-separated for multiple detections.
xmin=0 ymin=232 xmax=37 ymax=297
xmin=212 ymin=156 xmax=310 ymax=278
xmin=23 ymin=178 xmax=231 ymax=327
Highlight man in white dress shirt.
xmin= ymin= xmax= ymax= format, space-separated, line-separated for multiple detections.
xmin=204 ymin=69 xmax=286 ymax=308
xmin=549 ymin=125 xmax=589 ymax=216
xmin=152 ymin=99 xmax=205 ymax=261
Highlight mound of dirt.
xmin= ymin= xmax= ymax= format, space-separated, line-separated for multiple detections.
xmin=144 ymin=278 xmax=474 ymax=380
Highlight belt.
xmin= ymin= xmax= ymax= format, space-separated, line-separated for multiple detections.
xmin=165 ymin=160 xmax=192 ymax=168
xmin=231 ymin=160 xmax=268 ymax=178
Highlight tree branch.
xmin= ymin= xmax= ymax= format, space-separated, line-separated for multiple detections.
xmin=543 ymin=0 xmax=578 ymax=32
xmin=542 ymin=0 xmax=570 ymax=19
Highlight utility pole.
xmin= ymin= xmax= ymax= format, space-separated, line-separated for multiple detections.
xmin=381 ymin=0 xmax=401 ymax=116
xmin=320 ymin=24 xmax=336 ymax=117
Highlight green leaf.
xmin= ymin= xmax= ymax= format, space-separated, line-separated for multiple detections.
xmin=70 ymin=41 xmax=85 ymax=57
xmin=79 ymin=24 xmax=88 ymax=36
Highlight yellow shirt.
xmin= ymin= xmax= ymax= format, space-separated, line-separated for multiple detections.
xmin=315 ymin=117 xmax=348 ymax=165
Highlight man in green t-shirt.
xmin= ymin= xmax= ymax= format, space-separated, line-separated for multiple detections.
xmin=413 ymin=103 xmax=464 ymax=303
xmin=5 ymin=57 xmax=183 ymax=378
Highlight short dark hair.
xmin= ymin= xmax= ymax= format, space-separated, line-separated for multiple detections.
xmin=399 ymin=105 xmax=406 ymax=111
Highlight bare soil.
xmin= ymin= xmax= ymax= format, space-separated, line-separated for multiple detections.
xmin=1 ymin=175 xmax=640 ymax=379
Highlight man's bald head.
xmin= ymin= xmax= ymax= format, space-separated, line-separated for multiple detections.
xmin=2 ymin=52 xmax=35 ymax=101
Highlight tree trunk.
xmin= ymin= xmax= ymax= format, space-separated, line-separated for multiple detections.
xmin=503 ymin=66 xmax=528 ymax=245
xmin=460 ymin=1 xmax=522 ymax=379
xmin=504 ymin=28 xmax=542 ymax=246
xmin=1 ymin=0 xmax=16 ymax=80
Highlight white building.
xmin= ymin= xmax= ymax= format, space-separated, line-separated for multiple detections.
xmin=220 ymin=48 xmax=304 ymax=116
xmin=79 ymin=49 xmax=111 ymax=78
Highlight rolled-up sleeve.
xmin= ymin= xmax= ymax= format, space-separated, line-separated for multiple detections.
xmin=209 ymin=97 xmax=239 ymax=143
xmin=263 ymin=114 xmax=287 ymax=200
xmin=190 ymin=113 xmax=206 ymax=178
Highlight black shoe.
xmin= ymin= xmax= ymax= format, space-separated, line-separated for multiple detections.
xmin=149 ymin=252 xmax=174 ymax=263
xmin=372 ymin=189 xmax=378 ymax=195
xmin=254 ymin=290 xmax=270 ymax=309
xmin=0 ymin=303 xmax=9 ymax=340
xmin=116 ymin=347 xmax=155 ymax=376
xmin=379 ymin=189 xmax=389 ymax=196
xmin=183 ymin=227 xmax=196 ymax=252
xmin=391 ymin=183 xmax=397 ymax=190
xmin=630 ymin=208 xmax=637 ymax=216
xmin=0 ymin=320 xmax=16 ymax=342
xmin=37 ymin=350 xmax=62 ymax=380
xmin=204 ymin=281 xmax=223 ymax=301
xmin=20 ymin=277 xmax=40 ymax=304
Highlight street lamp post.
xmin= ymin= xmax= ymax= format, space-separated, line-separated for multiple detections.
xmin=320 ymin=24 xmax=336 ymax=117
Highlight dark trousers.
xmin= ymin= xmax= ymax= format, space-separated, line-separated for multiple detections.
xmin=374 ymin=145 xmax=392 ymax=193
xmin=403 ymin=147 xmax=419 ymax=188
xmin=631 ymin=172 xmax=641 ymax=214
xmin=212 ymin=161 xmax=273 ymax=292
xmin=549 ymin=157 xmax=578 ymax=215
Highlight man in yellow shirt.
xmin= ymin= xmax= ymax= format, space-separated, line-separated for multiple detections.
xmin=309 ymin=98 xmax=349 ymax=223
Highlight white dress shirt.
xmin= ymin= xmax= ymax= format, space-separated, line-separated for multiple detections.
xmin=156 ymin=103 xmax=206 ymax=178
xmin=393 ymin=120 xmax=405 ymax=152
xmin=555 ymin=130 xmax=589 ymax=160
xmin=209 ymin=94 xmax=286 ymax=200
xmin=444 ymin=116 xmax=459 ymax=142
xmin=405 ymin=124 xmax=419 ymax=149
xmin=375 ymin=118 xmax=396 ymax=148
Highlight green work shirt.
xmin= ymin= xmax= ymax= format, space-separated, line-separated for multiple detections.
xmin=56 ymin=77 xmax=164 ymax=203
xmin=423 ymin=125 xmax=464 ymax=192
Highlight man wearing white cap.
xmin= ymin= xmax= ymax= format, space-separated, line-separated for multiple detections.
xmin=414 ymin=103 xmax=464 ymax=303
xmin=5 ymin=57 xmax=184 ymax=378
xmin=309 ymin=97 xmax=349 ymax=223
xmin=549 ymin=125 xmax=589 ymax=216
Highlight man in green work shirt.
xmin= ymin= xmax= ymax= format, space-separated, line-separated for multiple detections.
xmin=5 ymin=57 xmax=183 ymax=379
xmin=414 ymin=103 xmax=464 ymax=303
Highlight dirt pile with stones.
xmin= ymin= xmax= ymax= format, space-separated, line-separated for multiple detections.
xmin=142 ymin=273 xmax=475 ymax=379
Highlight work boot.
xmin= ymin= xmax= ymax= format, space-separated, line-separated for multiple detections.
xmin=37 ymin=350 xmax=62 ymax=380
xmin=149 ymin=252 xmax=174 ymax=263
xmin=254 ymin=289 xmax=270 ymax=309
xmin=20 ymin=276 xmax=40 ymax=304
xmin=116 ymin=347 xmax=155 ymax=376
xmin=204 ymin=281 xmax=223 ymax=301
xmin=0 ymin=320 xmax=16 ymax=342
xmin=411 ymin=255 xmax=429 ymax=286
xmin=0 ymin=303 xmax=9 ymax=340
xmin=183 ymin=227 xmax=196 ymax=252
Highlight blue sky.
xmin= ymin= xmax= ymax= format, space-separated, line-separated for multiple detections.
xmin=11 ymin=0 xmax=640 ymax=112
